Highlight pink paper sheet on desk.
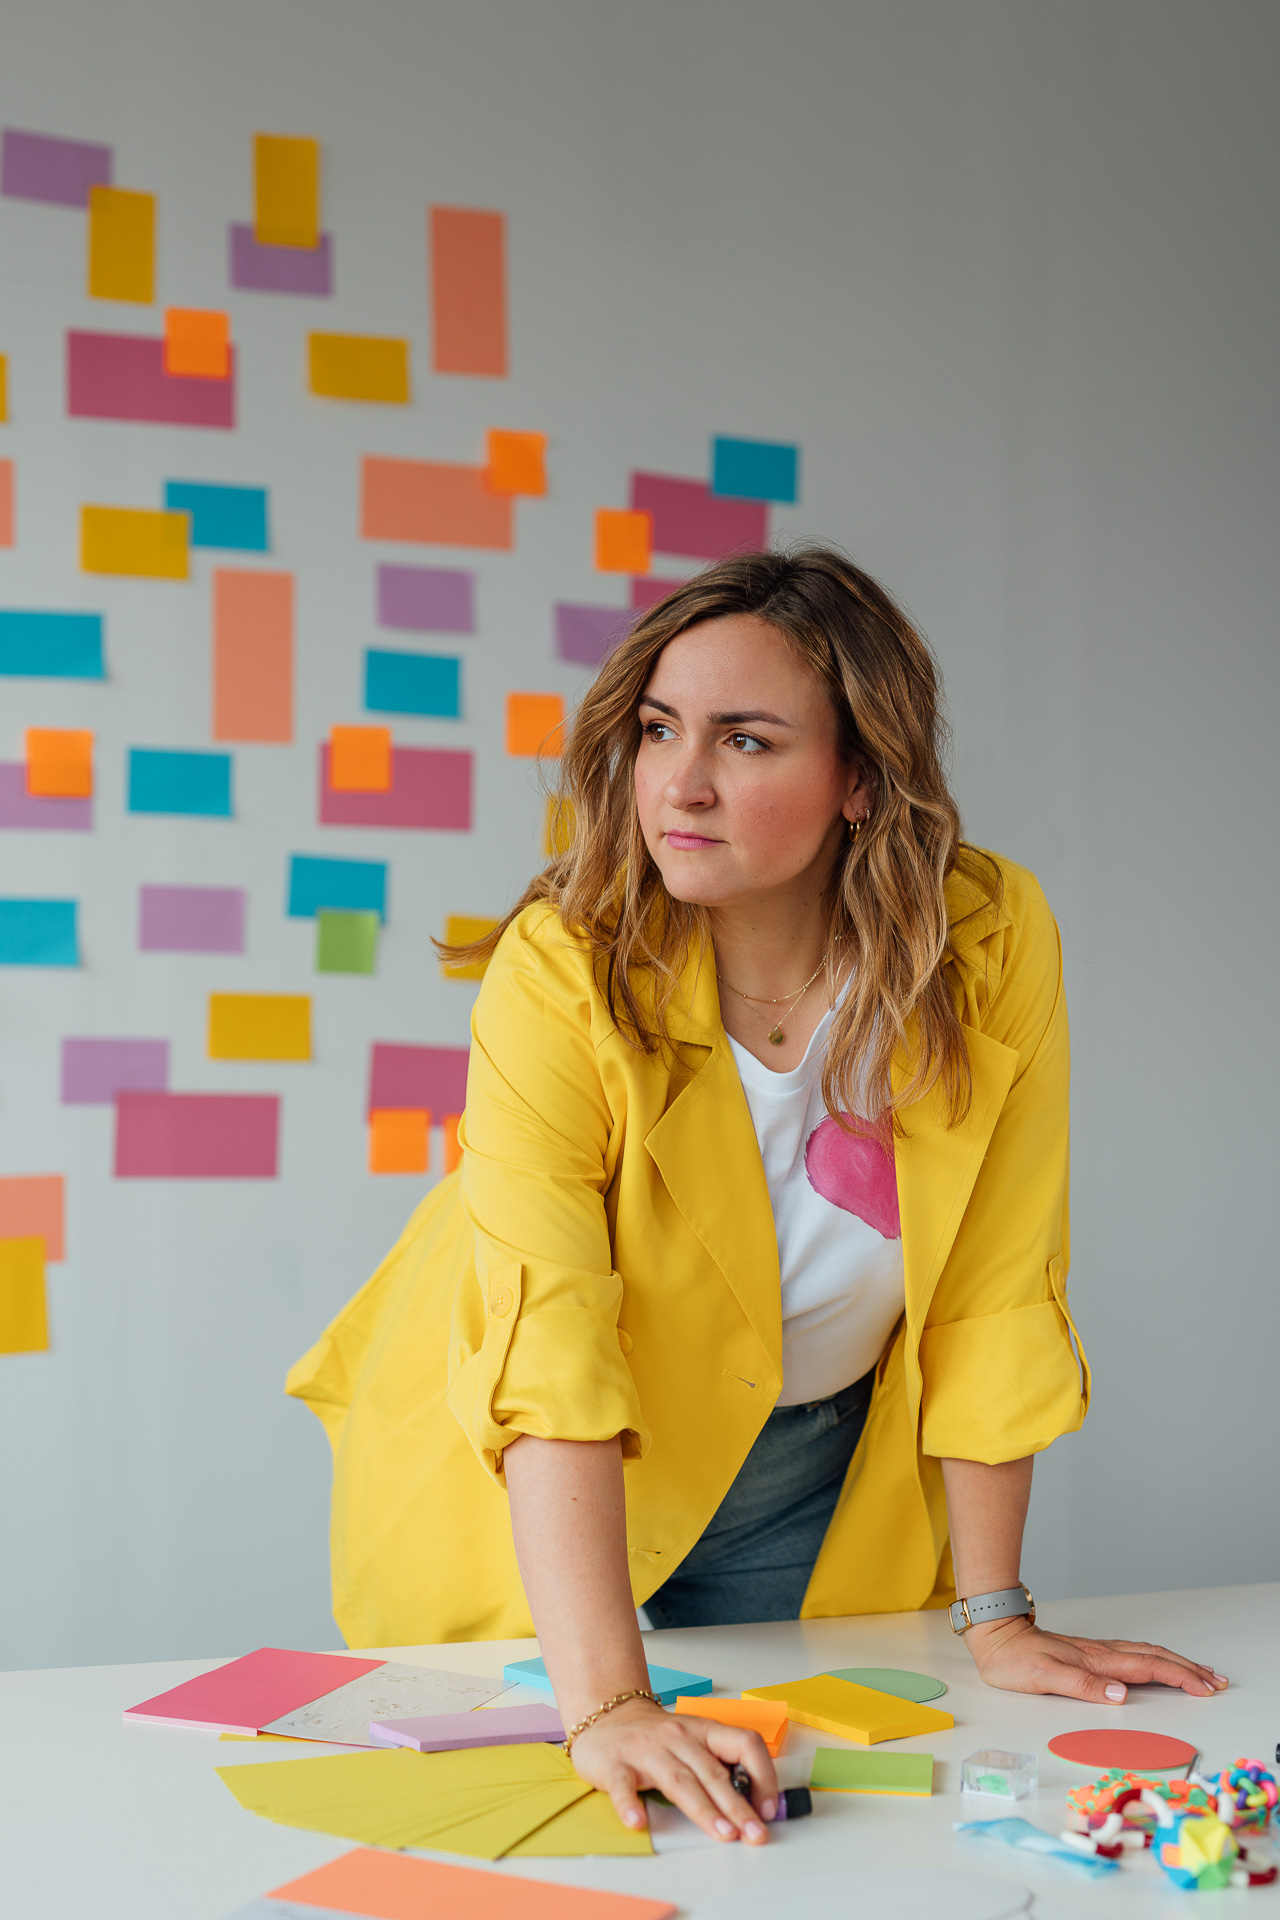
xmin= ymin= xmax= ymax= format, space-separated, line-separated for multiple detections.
xmin=123 ymin=1647 xmax=385 ymax=1735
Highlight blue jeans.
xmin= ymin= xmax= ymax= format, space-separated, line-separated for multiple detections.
xmin=643 ymin=1369 xmax=875 ymax=1629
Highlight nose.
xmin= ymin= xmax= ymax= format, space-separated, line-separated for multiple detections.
xmin=664 ymin=741 xmax=715 ymax=812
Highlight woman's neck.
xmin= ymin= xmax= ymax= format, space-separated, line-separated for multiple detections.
xmin=709 ymin=889 xmax=843 ymax=1072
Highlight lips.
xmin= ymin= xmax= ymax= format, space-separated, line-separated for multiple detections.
xmin=664 ymin=831 xmax=721 ymax=850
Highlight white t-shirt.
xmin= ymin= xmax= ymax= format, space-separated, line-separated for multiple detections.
xmin=727 ymin=1001 xmax=905 ymax=1406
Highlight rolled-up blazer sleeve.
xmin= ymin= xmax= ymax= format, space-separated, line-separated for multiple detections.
xmin=918 ymin=876 xmax=1090 ymax=1463
xmin=445 ymin=909 xmax=648 ymax=1481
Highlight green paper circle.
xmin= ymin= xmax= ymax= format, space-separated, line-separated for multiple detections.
xmin=826 ymin=1666 xmax=948 ymax=1703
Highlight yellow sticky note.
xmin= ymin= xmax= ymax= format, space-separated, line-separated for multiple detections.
xmin=507 ymin=1788 xmax=653 ymax=1856
xmin=81 ymin=506 xmax=188 ymax=579
xmin=88 ymin=186 xmax=155 ymax=303
xmin=0 ymin=352 xmax=8 ymax=422
xmin=26 ymin=729 xmax=93 ymax=798
xmin=0 ymin=1236 xmax=49 ymax=1354
xmin=308 ymin=335 xmax=410 ymax=404
xmin=441 ymin=915 xmax=499 ymax=981
xmin=742 ymin=1675 xmax=953 ymax=1746
xmin=543 ymin=795 xmax=575 ymax=857
xmin=254 ymin=135 xmax=320 ymax=248
xmin=208 ymin=993 xmax=311 ymax=1061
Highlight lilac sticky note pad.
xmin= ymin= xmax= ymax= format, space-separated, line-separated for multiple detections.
xmin=0 ymin=763 xmax=92 ymax=830
xmin=139 ymin=885 xmax=245 ymax=954
xmin=369 ymin=1703 xmax=565 ymax=1752
xmin=229 ymin=225 xmax=333 ymax=296
xmin=1 ymin=129 xmax=112 ymax=207
xmin=377 ymin=565 xmax=474 ymax=634
xmin=554 ymin=602 xmax=633 ymax=666
xmin=61 ymin=1038 xmax=169 ymax=1104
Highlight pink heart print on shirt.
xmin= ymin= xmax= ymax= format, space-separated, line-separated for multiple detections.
xmin=804 ymin=1114 xmax=901 ymax=1239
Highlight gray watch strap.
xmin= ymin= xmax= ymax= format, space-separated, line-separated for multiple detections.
xmin=948 ymin=1584 xmax=1035 ymax=1634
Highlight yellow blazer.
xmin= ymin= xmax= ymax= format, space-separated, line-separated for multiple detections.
xmin=287 ymin=850 xmax=1089 ymax=1648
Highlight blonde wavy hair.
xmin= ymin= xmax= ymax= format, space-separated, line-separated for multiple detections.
xmin=443 ymin=545 xmax=999 ymax=1129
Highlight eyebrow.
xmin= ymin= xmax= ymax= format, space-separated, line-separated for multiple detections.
xmin=639 ymin=695 xmax=796 ymax=728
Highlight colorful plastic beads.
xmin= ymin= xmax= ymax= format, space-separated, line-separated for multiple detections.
xmin=1144 ymin=1791 xmax=1278 ymax=1891
xmin=1194 ymin=1759 xmax=1278 ymax=1832
xmin=1065 ymin=1768 xmax=1210 ymax=1832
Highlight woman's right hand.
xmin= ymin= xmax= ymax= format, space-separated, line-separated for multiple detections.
xmin=568 ymin=1697 xmax=778 ymax=1843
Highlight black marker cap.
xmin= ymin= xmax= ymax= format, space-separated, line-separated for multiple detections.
xmin=777 ymin=1786 xmax=812 ymax=1820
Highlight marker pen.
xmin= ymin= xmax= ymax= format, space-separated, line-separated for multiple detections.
xmin=730 ymin=1762 xmax=812 ymax=1820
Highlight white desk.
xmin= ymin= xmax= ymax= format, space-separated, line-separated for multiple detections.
xmin=2 ymin=1583 xmax=1276 ymax=1918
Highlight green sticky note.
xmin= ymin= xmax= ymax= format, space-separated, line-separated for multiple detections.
xmin=810 ymin=1748 xmax=933 ymax=1796
xmin=316 ymin=908 xmax=379 ymax=974
xmin=826 ymin=1667 xmax=946 ymax=1703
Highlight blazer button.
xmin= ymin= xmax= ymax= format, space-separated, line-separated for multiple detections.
xmin=489 ymin=1285 xmax=512 ymax=1317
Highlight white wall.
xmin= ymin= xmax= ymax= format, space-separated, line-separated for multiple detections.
xmin=1 ymin=0 xmax=1276 ymax=1668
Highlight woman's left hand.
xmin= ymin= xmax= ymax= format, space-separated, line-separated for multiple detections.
xmin=967 ymin=1616 xmax=1228 ymax=1703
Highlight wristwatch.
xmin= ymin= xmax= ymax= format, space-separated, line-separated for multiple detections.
xmin=949 ymin=1583 xmax=1036 ymax=1635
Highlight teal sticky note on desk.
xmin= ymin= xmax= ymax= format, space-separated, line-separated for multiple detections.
xmin=503 ymin=1656 xmax=712 ymax=1706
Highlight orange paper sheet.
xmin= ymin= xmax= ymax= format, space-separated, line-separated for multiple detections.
xmin=330 ymin=726 xmax=392 ymax=790
xmin=596 ymin=508 xmax=651 ymax=574
xmin=673 ymin=1695 xmax=788 ymax=1756
xmin=0 ymin=459 xmax=12 ymax=547
xmin=486 ymin=429 xmax=545 ymax=496
xmin=164 ymin=308 xmax=230 ymax=378
xmin=26 ymin=729 xmax=93 ymax=798
xmin=361 ymin=458 xmax=512 ymax=549
xmin=270 ymin=1846 xmax=676 ymax=1920
xmin=0 ymin=1175 xmax=65 ymax=1260
xmin=369 ymin=1109 xmax=430 ymax=1174
xmin=213 ymin=569 xmax=293 ymax=743
xmin=430 ymin=207 xmax=507 ymax=377
xmin=87 ymin=186 xmax=154 ymax=302
xmin=506 ymin=693 xmax=565 ymax=757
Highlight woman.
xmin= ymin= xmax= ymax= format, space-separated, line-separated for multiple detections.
xmin=289 ymin=547 xmax=1224 ymax=1846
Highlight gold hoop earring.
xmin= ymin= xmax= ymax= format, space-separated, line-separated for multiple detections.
xmin=848 ymin=812 xmax=868 ymax=840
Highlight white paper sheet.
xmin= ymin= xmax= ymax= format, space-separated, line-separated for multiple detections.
xmin=259 ymin=1662 xmax=507 ymax=1746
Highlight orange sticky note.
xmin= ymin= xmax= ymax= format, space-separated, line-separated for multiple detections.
xmin=330 ymin=726 xmax=392 ymax=791
xmin=26 ymin=729 xmax=93 ymax=798
xmin=369 ymin=1109 xmax=429 ymax=1175
xmin=213 ymin=569 xmax=293 ymax=743
xmin=596 ymin=508 xmax=651 ymax=575
xmin=440 ymin=915 xmax=499 ymax=981
xmin=361 ymin=458 xmax=513 ymax=549
xmin=486 ymin=430 xmax=546 ymax=496
xmin=430 ymin=207 xmax=507 ymax=377
xmin=673 ymin=1695 xmax=788 ymax=1757
xmin=506 ymin=692 xmax=565 ymax=758
xmin=164 ymin=309 xmax=230 ymax=379
xmin=442 ymin=1114 xmax=462 ymax=1174
xmin=0 ymin=459 xmax=13 ymax=548
xmin=0 ymin=1175 xmax=64 ymax=1261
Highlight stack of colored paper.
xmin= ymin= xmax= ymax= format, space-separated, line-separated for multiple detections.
xmin=248 ymin=1846 xmax=677 ymax=1918
xmin=370 ymin=1702 xmax=564 ymax=1750
xmin=810 ymin=1748 xmax=934 ymax=1795
xmin=503 ymin=1655 xmax=712 ymax=1705
xmin=742 ymin=1673 xmax=953 ymax=1744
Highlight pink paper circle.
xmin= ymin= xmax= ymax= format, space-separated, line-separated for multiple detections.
xmin=804 ymin=1114 xmax=901 ymax=1239
xmin=1048 ymin=1729 xmax=1198 ymax=1771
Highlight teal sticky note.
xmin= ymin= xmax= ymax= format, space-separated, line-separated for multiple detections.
xmin=287 ymin=855 xmax=386 ymax=921
xmin=502 ymin=1657 xmax=712 ymax=1706
xmin=164 ymin=482 xmax=269 ymax=551
xmin=128 ymin=750 xmax=232 ymax=817
xmin=316 ymin=909 xmax=379 ymax=973
xmin=0 ymin=610 xmax=105 ymax=679
xmin=711 ymin=436 xmax=799 ymax=504
xmin=0 ymin=899 xmax=79 ymax=966
xmin=365 ymin=649 xmax=460 ymax=718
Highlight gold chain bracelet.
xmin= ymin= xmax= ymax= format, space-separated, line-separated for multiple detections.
xmin=562 ymin=1688 xmax=662 ymax=1756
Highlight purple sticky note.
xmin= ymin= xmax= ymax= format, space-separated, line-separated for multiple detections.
xmin=1 ymin=128 xmax=112 ymax=207
xmin=229 ymin=224 xmax=333 ymax=296
xmin=138 ymin=885 xmax=245 ymax=954
xmin=554 ymin=602 xmax=633 ymax=666
xmin=369 ymin=1703 xmax=565 ymax=1753
xmin=367 ymin=1042 xmax=469 ymax=1117
xmin=0 ymin=763 xmax=93 ymax=830
xmin=114 ymin=1092 xmax=279 ymax=1178
xmin=319 ymin=744 xmax=472 ymax=831
xmin=67 ymin=332 xmax=235 ymax=430
xmin=61 ymin=1038 xmax=169 ymax=1105
xmin=630 ymin=472 xmax=767 ymax=560
xmin=377 ymin=565 xmax=475 ymax=634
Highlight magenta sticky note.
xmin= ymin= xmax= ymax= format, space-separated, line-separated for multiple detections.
xmin=367 ymin=1042 xmax=468 ymax=1117
xmin=630 ymin=472 xmax=767 ymax=560
xmin=114 ymin=1092 xmax=279 ymax=1178
xmin=553 ymin=602 xmax=633 ymax=666
xmin=369 ymin=1703 xmax=565 ymax=1753
xmin=62 ymin=1037 xmax=168 ymax=1104
xmin=0 ymin=763 xmax=93 ymax=830
xmin=318 ymin=744 xmax=472 ymax=831
xmin=124 ymin=1646 xmax=386 ymax=1735
xmin=67 ymin=332 xmax=236 ymax=429
xmin=138 ymin=885 xmax=245 ymax=954
xmin=377 ymin=565 xmax=475 ymax=634
xmin=229 ymin=224 xmax=333 ymax=296
xmin=1 ymin=128 xmax=112 ymax=207
xmin=630 ymin=575 xmax=687 ymax=610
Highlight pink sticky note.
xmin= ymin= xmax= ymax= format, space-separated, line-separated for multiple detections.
xmin=367 ymin=1043 xmax=468 ymax=1117
xmin=318 ymin=743 xmax=471 ymax=831
xmin=370 ymin=1703 xmax=565 ymax=1752
xmin=114 ymin=1092 xmax=279 ymax=1178
xmin=123 ymin=1647 xmax=386 ymax=1735
xmin=629 ymin=472 xmax=767 ymax=560
xmin=67 ymin=332 xmax=236 ymax=429
xmin=0 ymin=762 xmax=93 ymax=830
xmin=138 ymin=885 xmax=245 ymax=954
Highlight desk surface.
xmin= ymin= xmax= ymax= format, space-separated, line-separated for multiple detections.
xmin=2 ymin=1582 xmax=1276 ymax=1919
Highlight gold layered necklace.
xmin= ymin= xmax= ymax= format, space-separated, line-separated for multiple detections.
xmin=717 ymin=956 xmax=828 ymax=1047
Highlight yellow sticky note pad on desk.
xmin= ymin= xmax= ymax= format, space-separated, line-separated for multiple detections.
xmin=742 ymin=1674 xmax=953 ymax=1745
xmin=208 ymin=993 xmax=311 ymax=1061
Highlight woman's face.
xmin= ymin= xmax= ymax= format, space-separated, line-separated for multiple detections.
xmin=635 ymin=613 xmax=871 ymax=910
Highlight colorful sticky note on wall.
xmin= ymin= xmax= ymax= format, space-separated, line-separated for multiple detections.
xmin=0 ymin=354 xmax=8 ymax=422
xmin=81 ymin=506 xmax=187 ymax=579
xmin=25 ymin=728 xmax=93 ymax=797
xmin=287 ymin=854 xmax=387 ymax=921
xmin=138 ymin=884 xmax=245 ymax=954
xmin=506 ymin=692 xmax=565 ymax=758
xmin=164 ymin=309 xmax=230 ymax=379
xmin=440 ymin=915 xmax=499 ymax=980
xmin=330 ymin=726 xmax=392 ymax=791
xmin=430 ymin=206 xmax=507 ymax=377
xmin=369 ymin=1108 xmax=429 ymax=1174
xmin=443 ymin=1114 xmax=462 ymax=1174
xmin=0 ymin=610 xmax=103 ymax=679
xmin=544 ymin=794 xmax=575 ymax=857
xmin=319 ymin=743 xmax=472 ymax=831
xmin=208 ymin=993 xmax=311 ymax=1061
xmin=361 ymin=458 xmax=513 ymax=549
xmin=61 ymin=1038 xmax=168 ymax=1104
xmin=309 ymin=335 xmax=409 ymax=404
xmin=0 ymin=1237 xmax=48 ymax=1355
xmin=711 ymin=436 xmax=799 ymax=504
xmin=213 ymin=569 xmax=293 ymax=743
xmin=87 ymin=185 xmax=154 ymax=303
xmin=0 ymin=763 xmax=91 ymax=831
xmin=68 ymin=332 xmax=237 ymax=430
xmin=1 ymin=128 xmax=112 ymax=208
xmin=164 ymin=482 xmax=267 ymax=551
xmin=486 ymin=430 xmax=546 ymax=496
xmin=316 ymin=909 xmax=379 ymax=975
xmin=377 ymin=565 xmax=475 ymax=634
xmin=631 ymin=472 xmax=767 ymax=560
xmin=115 ymin=1092 xmax=279 ymax=1178
xmin=229 ymin=224 xmax=332 ymax=296
xmin=367 ymin=1042 xmax=469 ymax=1116
xmin=595 ymin=509 xmax=651 ymax=575
xmin=631 ymin=576 xmax=685 ymax=610
xmin=364 ymin=650 xmax=460 ymax=719
xmin=0 ymin=460 xmax=13 ymax=548
xmin=554 ymin=602 xmax=632 ymax=667
xmin=254 ymin=135 xmax=320 ymax=248
xmin=0 ymin=900 xmax=79 ymax=966
xmin=128 ymin=749 xmax=232 ymax=817
xmin=0 ymin=1175 xmax=64 ymax=1259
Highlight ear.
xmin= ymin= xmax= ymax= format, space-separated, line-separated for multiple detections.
xmin=841 ymin=758 xmax=875 ymax=824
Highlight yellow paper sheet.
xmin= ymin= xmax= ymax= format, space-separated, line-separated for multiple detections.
xmin=88 ymin=186 xmax=154 ymax=302
xmin=308 ymin=334 xmax=409 ymax=404
xmin=0 ymin=352 xmax=8 ymax=421
xmin=743 ymin=1675 xmax=953 ymax=1745
xmin=254 ymin=135 xmax=319 ymax=248
xmin=81 ymin=506 xmax=187 ymax=579
xmin=0 ymin=1236 xmax=48 ymax=1354
xmin=440 ymin=914 xmax=499 ymax=981
xmin=508 ymin=1789 xmax=653 ymax=1857
xmin=208 ymin=993 xmax=311 ymax=1062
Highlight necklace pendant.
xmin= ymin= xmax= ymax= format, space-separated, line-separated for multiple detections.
xmin=767 ymin=1025 xmax=786 ymax=1046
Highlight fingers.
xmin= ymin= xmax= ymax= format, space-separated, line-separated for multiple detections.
xmin=701 ymin=1725 xmax=779 ymax=1819
xmin=1069 ymin=1638 xmax=1224 ymax=1696
xmin=602 ymin=1762 xmax=649 ymax=1833
xmin=649 ymin=1750 xmax=768 ymax=1843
